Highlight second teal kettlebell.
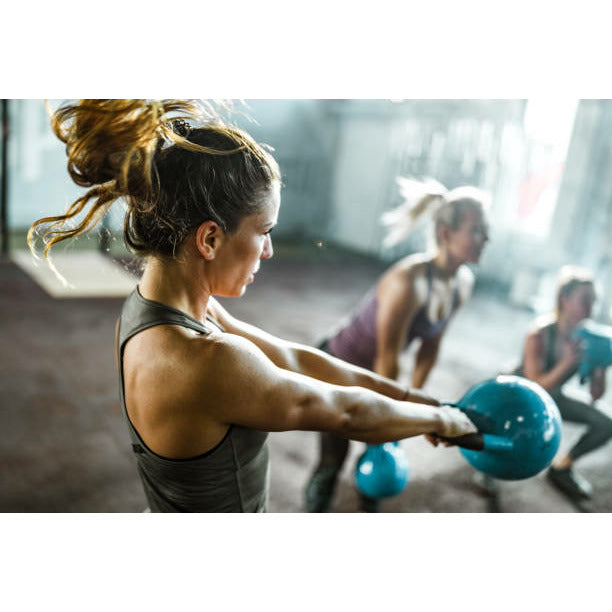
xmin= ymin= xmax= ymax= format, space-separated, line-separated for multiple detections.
xmin=355 ymin=441 xmax=410 ymax=499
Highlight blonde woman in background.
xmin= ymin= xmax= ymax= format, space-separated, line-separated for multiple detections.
xmin=305 ymin=178 xmax=490 ymax=512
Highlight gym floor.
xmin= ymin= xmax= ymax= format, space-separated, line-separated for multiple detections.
xmin=2 ymin=242 xmax=612 ymax=513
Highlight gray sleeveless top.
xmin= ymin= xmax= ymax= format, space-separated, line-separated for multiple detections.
xmin=117 ymin=288 xmax=269 ymax=512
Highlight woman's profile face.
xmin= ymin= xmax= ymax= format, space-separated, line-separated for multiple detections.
xmin=212 ymin=183 xmax=281 ymax=298
xmin=561 ymin=283 xmax=595 ymax=323
xmin=445 ymin=206 xmax=489 ymax=264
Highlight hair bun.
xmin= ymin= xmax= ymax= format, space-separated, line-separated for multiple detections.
xmin=171 ymin=119 xmax=191 ymax=138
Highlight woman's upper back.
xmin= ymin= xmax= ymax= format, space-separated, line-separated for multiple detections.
xmin=117 ymin=288 xmax=269 ymax=512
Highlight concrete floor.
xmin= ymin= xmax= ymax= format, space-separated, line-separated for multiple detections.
xmin=2 ymin=242 xmax=612 ymax=512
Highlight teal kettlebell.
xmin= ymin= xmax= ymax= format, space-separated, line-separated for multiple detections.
xmin=573 ymin=320 xmax=612 ymax=383
xmin=442 ymin=375 xmax=563 ymax=480
xmin=355 ymin=375 xmax=563 ymax=497
xmin=355 ymin=441 xmax=410 ymax=499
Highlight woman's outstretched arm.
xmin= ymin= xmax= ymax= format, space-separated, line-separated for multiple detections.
xmin=199 ymin=331 xmax=476 ymax=443
xmin=207 ymin=297 xmax=437 ymax=406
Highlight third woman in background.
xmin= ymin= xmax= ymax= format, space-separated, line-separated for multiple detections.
xmin=516 ymin=266 xmax=612 ymax=500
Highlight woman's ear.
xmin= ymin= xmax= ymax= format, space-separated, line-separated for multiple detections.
xmin=195 ymin=221 xmax=223 ymax=260
xmin=558 ymin=293 xmax=569 ymax=312
xmin=438 ymin=223 xmax=451 ymax=245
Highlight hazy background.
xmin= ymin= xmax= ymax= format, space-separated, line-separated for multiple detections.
xmin=4 ymin=98 xmax=611 ymax=322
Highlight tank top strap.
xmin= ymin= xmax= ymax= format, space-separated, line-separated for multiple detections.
xmin=425 ymin=259 xmax=434 ymax=302
xmin=451 ymin=280 xmax=461 ymax=311
xmin=544 ymin=323 xmax=558 ymax=371
xmin=119 ymin=287 xmax=213 ymax=349
xmin=206 ymin=314 xmax=226 ymax=333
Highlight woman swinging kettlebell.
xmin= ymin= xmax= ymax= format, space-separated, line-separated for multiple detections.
xmin=305 ymin=178 xmax=491 ymax=512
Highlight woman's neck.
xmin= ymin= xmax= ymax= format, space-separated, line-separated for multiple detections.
xmin=432 ymin=250 xmax=461 ymax=279
xmin=556 ymin=313 xmax=579 ymax=339
xmin=139 ymin=255 xmax=211 ymax=323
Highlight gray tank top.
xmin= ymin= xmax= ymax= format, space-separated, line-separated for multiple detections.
xmin=117 ymin=288 xmax=269 ymax=512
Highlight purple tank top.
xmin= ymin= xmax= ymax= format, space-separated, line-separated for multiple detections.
xmin=327 ymin=260 xmax=460 ymax=370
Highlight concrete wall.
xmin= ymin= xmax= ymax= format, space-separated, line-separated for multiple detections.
xmin=7 ymin=99 xmax=338 ymax=244
xmin=547 ymin=100 xmax=612 ymax=321
xmin=325 ymin=100 xmax=529 ymax=282
xmin=234 ymin=100 xmax=339 ymax=239
xmin=8 ymin=100 xmax=86 ymax=232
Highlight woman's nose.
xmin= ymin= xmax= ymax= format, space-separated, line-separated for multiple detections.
xmin=262 ymin=234 xmax=273 ymax=259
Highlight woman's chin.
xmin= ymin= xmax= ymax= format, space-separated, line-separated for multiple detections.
xmin=217 ymin=276 xmax=254 ymax=298
xmin=216 ymin=285 xmax=247 ymax=298
xmin=237 ymin=281 xmax=251 ymax=296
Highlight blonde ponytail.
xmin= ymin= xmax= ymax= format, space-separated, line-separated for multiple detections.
xmin=380 ymin=177 xmax=448 ymax=248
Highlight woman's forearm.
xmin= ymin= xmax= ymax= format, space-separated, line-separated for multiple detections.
xmin=411 ymin=339 xmax=440 ymax=389
xmin=411 ymin=357 xmax=436 ymax=389
xmin=373 ymin=350 xmax=440 ymax=406
xmin=590 ymin=368 xmax=606 ymax=400
xmin=373 ymin=351 xmax=400 ymax=382
xmin=332 ymin=386 xmax=465 ymax=442
xmin=532 ymin=360 xmax=574 ymax=391
xmin=335 ymin=387 xmax=441 ymax=442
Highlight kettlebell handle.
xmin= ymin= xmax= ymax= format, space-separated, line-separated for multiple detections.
xmin=439 ymin=432 xmax=485 ymax=450
xmin=437 ymin=404 xmax=514 ymax=453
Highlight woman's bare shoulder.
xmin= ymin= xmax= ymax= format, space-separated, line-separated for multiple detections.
xmin=123 ymin=325 xmax=217 ymax=389
xmin=392 ymin=252 xmax=430 ymax=274
xmin=379 ymin=254 xmax=429 ymax=304
xmin=529 ymin=313 xmax=556 ymax=334
xmin=523 ymin=314 xmax=556 ymax=349
xmin=123 ymin=325 xmax=269 ymax=421
xmin=122 ymin=326 xmax=241 ymax=457
xmin=383 ymin=253 xmax=429 ymax=285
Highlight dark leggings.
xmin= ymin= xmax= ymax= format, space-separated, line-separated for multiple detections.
xmin=316 ymin=430 xmax=351 ymax=471
xmin=552 ymin=390 xmax=612 ymax=461
xmin=313 ymin=338 xmax=359 ymax=474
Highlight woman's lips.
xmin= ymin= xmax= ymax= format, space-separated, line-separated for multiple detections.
xmin=247 ymin=267 xmax=260 ymax=283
